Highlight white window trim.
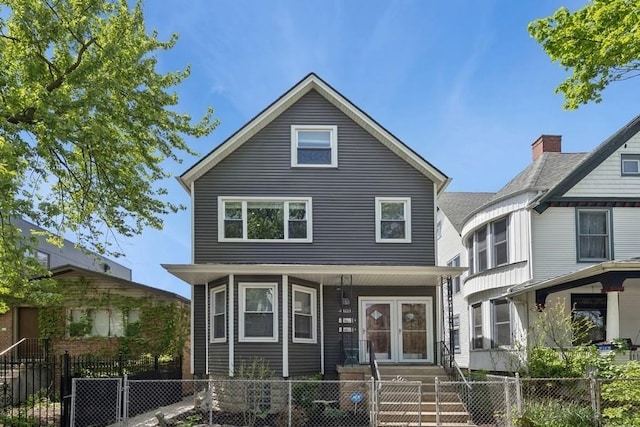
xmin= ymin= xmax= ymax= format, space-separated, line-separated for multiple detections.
xmin=447 ymin=255 xmax=461 ymax=294
xmin=375 ymin=197 xmax=412 ymax=243
xmin=492 ymin=299 xmax=512 ymax=348
xmin=291 ymin=284 xmax=317 ymax=344
xmin=621 ymin=154 xmax=640 ymax=176
xmin=576 ymin=208 xmax=612 ymax=262
xmin=218 ymin=196 xmax=313 ymax=243
xmin=210 ymin=285 xmax=227 ymax=343
xmin=291 ymin=125 xmax=338 ymax=168
xmin=452 ymin=314 xmax=461 ymax=354
xmin=471 ymin=303 xmax=483 ymax=350
xmin=239 ymin=282 xmax=279 ymax=343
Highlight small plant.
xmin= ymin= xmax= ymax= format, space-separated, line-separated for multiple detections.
xmin=276 ymin=405 xmax=308 ymax=427
xmin=513 ymin=399 xmax=594 ymax=427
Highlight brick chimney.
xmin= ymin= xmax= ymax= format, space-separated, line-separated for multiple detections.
xmin=532 ymin=135 xmax=562 ymax=161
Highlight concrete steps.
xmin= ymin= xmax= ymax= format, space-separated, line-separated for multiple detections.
xmin=376 ymin=366 xmax=474 ymax=427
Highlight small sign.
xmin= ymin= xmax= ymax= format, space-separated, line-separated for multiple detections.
xmin=338 ymin=317 xmax=354 ymax=324
xmin=339 ymin=327 xmax=354 ymax=333
xmin=339 ymin=308 xmax=352 ymax=314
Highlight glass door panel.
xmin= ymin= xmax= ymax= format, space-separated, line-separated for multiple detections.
xmin=399 ymin=302 xmax=428 ymax=362
xmin=365 ymin=303 xmax=392 ymax=361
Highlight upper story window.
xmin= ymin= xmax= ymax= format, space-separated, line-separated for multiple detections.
xmin=210 ymin=285 xmax=226 ymax=343
xmin=218 ymin=197 xmax=312 ymax=242
xmin=466 ymin=216 xmax=509 ymax=275
xmin=292 ymin=284 xmax=317 ymax=343
xmin=621 ymin=154 xmax=640 ymax=176
xmin=447 ymin=255 xmax=461 ymax=294
xmin=35 ymin=250 xmax=50 ymax=268
xmin=577 ymin=209 xmax=612 ymax=262
xmin=239 ymin=283 xmax=278 ymax=342
xmin=291 ymin=125 xmax=337 ymax=167
xmin=375 ymin=197 xmax=411 ymax=243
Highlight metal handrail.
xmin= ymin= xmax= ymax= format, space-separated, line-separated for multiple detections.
xmin=441 ymin=341 xmax=472 ymax=390
xmin=0 ymin=338 xmax=26 ymax=357
xmin=367 ymin=340 xmax=380 ymax=381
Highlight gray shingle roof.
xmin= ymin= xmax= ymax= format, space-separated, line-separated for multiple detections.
xmin=438 ymin=192 xmax=495 ymax=233
xmin=493 ymin=152 xmax=588 ymax=200
xmin=439 ymin=152 xmax=588 ymax=233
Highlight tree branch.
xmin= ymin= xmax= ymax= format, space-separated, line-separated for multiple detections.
xmin=46 ymin=37 xmax=96 ymax=92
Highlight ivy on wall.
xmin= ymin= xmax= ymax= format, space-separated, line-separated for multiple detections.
xmin=38 ymin=277 xmax=189 ymax=357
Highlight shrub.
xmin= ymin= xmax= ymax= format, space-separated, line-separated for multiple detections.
xmin=513 ymin=399 xmax=593 ymax=427
xmin=600 ymin=361 xmax=640 ymax=426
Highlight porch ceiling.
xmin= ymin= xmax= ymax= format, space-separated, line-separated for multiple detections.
xmin=161 ymin=263 xmax=466 ymax=287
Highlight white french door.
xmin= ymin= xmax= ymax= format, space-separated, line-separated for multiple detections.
xmin=359 ymin=297 xmax=433 ymax=363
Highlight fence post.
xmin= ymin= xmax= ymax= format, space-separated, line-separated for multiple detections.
xmin=435 ymin=377 xmax=440 ymax=427
xmin=504 ymin=377 xmax=511 ymax=424
xmin=118 ymin=352 xmax=124 ymax=378
xmin=515 ymin=372 xmax=522 ymax=416
xmin=287 ymin=380 xmax=292 ymax=427
xmin=589 ymin=371 xmax=600 ymax=426
xmin=61 ymin=351 xmax=72 ymax=427
xmin=369 ymin=377 xmax=377 ymax=427
xmin=122 ymin=374 xmax=129 ymax=427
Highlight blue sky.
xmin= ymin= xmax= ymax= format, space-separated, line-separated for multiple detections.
xmin=116 ymin=0 xmax=639 ymax=297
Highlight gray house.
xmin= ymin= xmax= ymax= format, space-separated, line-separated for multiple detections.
xmin=164 ymin=73 xmax=461 ymax=379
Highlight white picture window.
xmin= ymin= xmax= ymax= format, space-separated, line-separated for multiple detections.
xmin=492 ymin=300 xmax=511 ymax=347
xmin=577 ymin=209 xmax=611 ymax=261
xmin=375 ymin=197 xmax=411 ymax=243
xmin=210 ymin=285 xmax=227 ymax=343
xmin=621 ymin=154 xmax=640 ymax=176
xmin=219 ymin=197 xmax=312 ymax=242
xmin=292 ymin=285 xmax=317 ymax=343
xmin=291 ymin=125 xmax=337 ymax=167
xmin=68 ymin=308 xmax=124 ymax=337
xmin=239 ymin=283 xmax=278 ymax=342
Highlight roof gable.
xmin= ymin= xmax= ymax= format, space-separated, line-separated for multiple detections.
xmin=179 ymin=73 xmax=449 ymax=193
xmin=534 ymin=114 xmax=640 ymax=212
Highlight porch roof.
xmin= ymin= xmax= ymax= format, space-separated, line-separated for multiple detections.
xmin=161 ymin=263 xmax=466 ymax=287
xmin=507 ymin=258 xmax=640 ymax=301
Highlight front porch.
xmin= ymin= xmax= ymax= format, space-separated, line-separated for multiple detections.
xmin=163 ymin=263 xmax=465 ymax=379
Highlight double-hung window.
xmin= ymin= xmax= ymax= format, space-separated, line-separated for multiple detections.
xmin=492 ymin=300 xmax=511 ymax=347
xmin=472 ymin=303 xmax=483 ymax=349
xmin=375 ymin=197 xmax=411 ymax=243
xmin=219 ymin=197 xmax=312 ymax=242
xmin=621 ymin=154 xmax=640 ymax=176
xmin=35 ymin=250 xmax=50 ymax=268
xmin=291 ymin=125 xmax=337 ymax=167
xmin=492 ymin=217 xmax=508 ymax=267
xmin=577 ymin=209 xmax=611 ymax=261
xmin=239 ymin=283 xmax=278 ymax=342
xmin=292 ymin=285 xmax=317 ymax=343
xmin=210 ymin=286 xmax=226 ymax=342
xmin=447 ymin=255 xmax=461 ymax=294
xmin=452 ymin=314 xmax=461 ymax=353
xmin=467 ymin=216 xmax=509 ymax=274
xmin=476 ymin=227 xmax=488 ymax=272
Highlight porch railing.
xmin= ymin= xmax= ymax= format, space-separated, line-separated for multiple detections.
xmin=0 ymin=338 xmax=49 ymax=360
xmin=367 ymin=340 xmax=380 ymax=381
xmin=440 ymin=341 xmax=471 ymax=389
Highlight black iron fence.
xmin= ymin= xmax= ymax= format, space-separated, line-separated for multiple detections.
xmin=0 ymin=346 xmax=182 ymax=427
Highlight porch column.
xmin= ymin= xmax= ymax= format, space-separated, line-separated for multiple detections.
xmin=605 ymin=291 xmax=620 ymax=341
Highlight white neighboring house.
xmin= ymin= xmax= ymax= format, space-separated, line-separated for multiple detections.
xmin=437 ymin=192 xmax=493 ymax=368
xmin=438 ymin=114 xmax=640 ymax=372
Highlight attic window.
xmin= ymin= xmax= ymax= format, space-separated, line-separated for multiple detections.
xmin=621 ymin=154 xmax=640 ymax=176
xmin=291 ymin=125 xmax=337 ymax=167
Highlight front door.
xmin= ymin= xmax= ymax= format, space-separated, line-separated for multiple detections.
xmin=360 ymin=297 xmax=433 ymax=363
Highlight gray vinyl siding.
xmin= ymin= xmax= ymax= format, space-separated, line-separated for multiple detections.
xmin=193 ymin=89 xmax=435 ymax=266
xmin=234 ymin=275 xmax=283 ymax=377
xmin=322 ymin=285 xmax=437 ymax=379
xmin=193 ymin=285 xmax=207 ymax=375
xmin=288 ymin=277 xmax=321 ymax=377
xmin=208 ymin=278 xmax=229 ymax=376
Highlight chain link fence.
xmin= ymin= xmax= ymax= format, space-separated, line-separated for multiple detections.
xmin=71 ymin=375 xmax=640 ymax=426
